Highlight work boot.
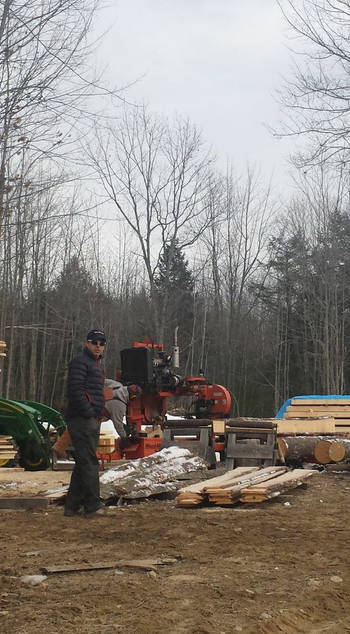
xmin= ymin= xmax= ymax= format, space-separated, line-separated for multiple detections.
xmin=64 ymin=508 xmax=81 ymax=517
xmin=84 ymin=507 xmax=106 ymax=519
xmin=52 ymin=443 xmax=68 ymax=460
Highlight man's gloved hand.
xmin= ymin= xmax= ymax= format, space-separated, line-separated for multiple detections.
xmin=120 ymin=437 xmax=132 ymax=450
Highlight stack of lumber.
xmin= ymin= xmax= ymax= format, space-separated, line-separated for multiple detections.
xmin=0 ymin=435 xmax=18 ymax=464
xmin=175 ymin=465 xmax=314 ymax=507
xmin=176 ymin=467 xmax=260 ymax=506
xmin=97 ymin=430 xmax=116 ymax=455
xmin=282 ymin=398 xmax=350 ymax=434
xmin=240 ymin=469 xmax=315 ymax=503
xmin=277 ymin=415 xmax=336 ymax=435
xmin=206 ymin=467 xmax=286 ymax=505
xmin=278 ymin=436 xmax=350 ymax=465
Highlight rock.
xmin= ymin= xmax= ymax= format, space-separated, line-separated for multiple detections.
xmin=330 ymin=576 xmax=343 ymax=583
xmin=260 ymin=612 xmax=272 ymax=620
xmin=308 ymin=578 xmax=321 ymax=587
xmin=148 ymin=570 xmax=157 ymax=579
xmin=20 ymin=575 xmax=47 ymax=586
xmin=235 ymin=627 xmax=243 ymax=632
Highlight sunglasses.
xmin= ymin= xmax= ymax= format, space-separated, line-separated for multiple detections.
xmin=88 ymin=339 xmax=106 ymax=346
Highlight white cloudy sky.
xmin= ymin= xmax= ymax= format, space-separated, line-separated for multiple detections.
xmin=96 ymin=0 xmax=298 ymax=190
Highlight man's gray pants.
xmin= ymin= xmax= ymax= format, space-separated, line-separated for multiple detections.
xmin=65 ymin=416 xmax=101 ymax=514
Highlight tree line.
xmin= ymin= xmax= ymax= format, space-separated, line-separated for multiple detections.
xmin=1 ymin=0 xmax=350 ymax=418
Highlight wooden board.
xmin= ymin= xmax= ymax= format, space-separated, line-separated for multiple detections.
xmin=287 ymin=405 xmax=350 ymax=413
xmin=177 ymin=467 xmax=259 ymax=495
xmin=277 ymin=419 xmax=336 ymax=434
xmin=240 ymin=469 xmax=315 ymax=502
xmin=41 ymin=556 xmax=179 ymax=575
xmin=284 ymin=411 xmax=350 ymax=419
xmin=0 ymin=497 xmax=50 ymax=509
xmin=290 ymin=399 xmax=350 ymax=406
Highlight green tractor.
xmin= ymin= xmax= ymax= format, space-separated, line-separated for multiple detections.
xmin=0 ymin=398 xmax=66 ymax=470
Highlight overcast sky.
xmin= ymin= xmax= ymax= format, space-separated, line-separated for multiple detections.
xmin=97 ymin=0 xmax=297 ymax=191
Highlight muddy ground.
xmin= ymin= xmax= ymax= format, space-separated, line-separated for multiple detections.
xmin=1 ymin=468 xmax=350 ymax=634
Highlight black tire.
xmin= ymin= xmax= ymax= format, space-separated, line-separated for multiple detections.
xmin=18 ymin=442 xmax=50 ymax=471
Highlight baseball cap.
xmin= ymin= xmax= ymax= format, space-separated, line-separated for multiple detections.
xmin=86 ymin=329 xmax=107 ymax=343
xmin=127 ymin=384 xmax=142 ymax=398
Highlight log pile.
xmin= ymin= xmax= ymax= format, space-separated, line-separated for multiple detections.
xmin=176 ymin=466 xmax=316 ymax=507
xmin=278 ymin=436 xmax=350 ymax=465
xmin=43 ymin=446 xmax=208 ymax=503
xmin=99 ymin=446 xmax=208 ymax=500
xmin=0 ymin=435 xmax=18 ymax=464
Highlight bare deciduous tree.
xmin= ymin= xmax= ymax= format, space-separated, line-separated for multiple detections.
xmin=277 ymin=0 xmax=350 ymax=167
xmin=87 ymin=105 xmax=216 ymax=340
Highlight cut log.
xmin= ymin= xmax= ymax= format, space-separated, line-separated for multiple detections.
xmin=278 ymin=436 xmax=350 ymax=464
xmin=313 ymin=440 xmax=333 ymax=464
xmin=328 ymin=440 xmax=350 ymax=462
xmin=278 ymin=437 xmax=322 ymax=462
xmin=313 ymin=439 xmax=350 ymax=464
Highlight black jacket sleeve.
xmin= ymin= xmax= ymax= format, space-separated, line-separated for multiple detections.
xmin=67 ymin=355 xmax=95 ymax=419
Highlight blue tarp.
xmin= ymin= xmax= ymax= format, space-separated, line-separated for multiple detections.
xmin=275 ymin=395 xmax=350 ymax=419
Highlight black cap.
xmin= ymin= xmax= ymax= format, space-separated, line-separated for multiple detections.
xmin=86 ymin=329 xmax=107 ymax=343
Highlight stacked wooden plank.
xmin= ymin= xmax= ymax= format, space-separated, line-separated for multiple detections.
xmin=206 ymin=467 xmax=287 ymax=505
xmin=97 ymin=430 xmax=116 ymax=455
xmin=0 ymin=435 xmax=18 ymax=464
xmin=277 ymin=416 xmax=336 ymax=435
xmin=240 ymin=468 xmax=315 ymax=503
xmin=176 ymin=467 xmax=260 ymax=506
xmin=283 ymin=398 xmax=350 ymax=433
xmin=176 ymin=466 xmax=295 ymax=507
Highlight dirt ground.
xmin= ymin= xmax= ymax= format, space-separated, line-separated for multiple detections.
xmin=1 ymin=468 xmax=350 ymax=634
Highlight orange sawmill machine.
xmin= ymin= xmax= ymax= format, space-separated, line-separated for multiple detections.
xmin=108 ymin=337 xmax=232 ymax=462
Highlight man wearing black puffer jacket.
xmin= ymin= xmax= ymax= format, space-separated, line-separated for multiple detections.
xmin=64 ymin=329 xmax=106 ymax=519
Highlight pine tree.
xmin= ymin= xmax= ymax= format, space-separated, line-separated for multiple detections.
xmin=154 ymin=241 xmax=194 ymax=358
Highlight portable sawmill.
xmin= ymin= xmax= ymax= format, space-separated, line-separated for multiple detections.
xmin=108 ymin=337 xmax=232 ymax=462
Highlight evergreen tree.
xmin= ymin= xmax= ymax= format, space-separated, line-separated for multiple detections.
xmin=154 ymin=241 xmax=194 ymax=364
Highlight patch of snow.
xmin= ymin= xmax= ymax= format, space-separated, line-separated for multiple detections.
xmin=100 ymin=419 xmax=119 ymax=438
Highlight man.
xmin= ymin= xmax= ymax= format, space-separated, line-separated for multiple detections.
xmin=64 ymin=329 xmax=106 ymax=519
xmin=52 ymin=381 xmax=142 ymax=457
xmin=103 ymin=380 xmax=142 ymax=447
